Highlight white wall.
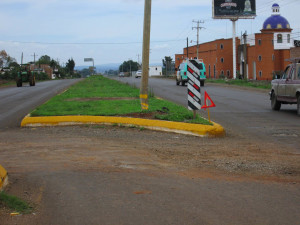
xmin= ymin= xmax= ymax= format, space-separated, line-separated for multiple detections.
xmin=273 ymin=32 xmax=294 ymax=50
xmin=149 ymin=66 xmax=162 ymax=77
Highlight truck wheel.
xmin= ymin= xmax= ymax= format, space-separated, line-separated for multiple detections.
xmin=176 ymin=79 xmax=179 ymax=86
xmin=181 ymin=81 xmax=185 ymax=86
xmin=200 ymin=81 xmax=205 ymax=87
xmin=271 ymin=92 xmax=281 ymax=111
xmin=297 ymin=95 xmax=300 ymax=116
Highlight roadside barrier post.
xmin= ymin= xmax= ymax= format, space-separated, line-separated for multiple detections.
xmin=187 ymin=60 xmax=202 ymax=117
xmin=0 ymin=164 xmax=8 ymax=190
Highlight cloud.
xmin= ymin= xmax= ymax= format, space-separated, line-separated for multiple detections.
xmin=152 ymin=43 xmax=169 ymax=50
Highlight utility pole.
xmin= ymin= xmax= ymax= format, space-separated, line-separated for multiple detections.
xmin=31 ymin=53 xmax=38 ymax=69
xmin=31 ymin=53 xmax=38 ymax=63
xmin=140 ymin=0 xmax=152 ymax=110
xmin=129 ymin=59 xmax=132 ymax=77
xmin=187 ymin=37 xmax=189 ymax=59
xmin=137 ymin=54 xmax=140 ymax=65
xmin=231 ymin=19 xmax=237 ymax=79
xmin=243 ymin=31 xmax=248 ymax=80
xmin=192 ymin=20 xmax=205 ymax=59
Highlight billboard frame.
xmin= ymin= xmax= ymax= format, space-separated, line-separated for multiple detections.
xmin=212 ymin=0 xmax=256 ymax=20
xmin=84 ymin=58 xmax=94 ymax=62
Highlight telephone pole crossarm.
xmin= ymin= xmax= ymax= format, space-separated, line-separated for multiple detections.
xmin=192 ymin=20 xmax=205 ymax=59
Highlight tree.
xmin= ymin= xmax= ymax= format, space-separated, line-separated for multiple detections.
xmin=79 ymin=68 xmax=90 ymax=77
xmin=66 ymin=58 xmax=75 ymax=75
xmin=50 ymin=59 xmax=59 ymax=69
xmin=162 ymin=56 xmax=174 ymax=76
xmin=119 ymin=60 xmax=139 ymax=73
xmin=0 ymin=50 xmax=16 ymax=67
xmin=37 ymin=55 xmax=51 ymax=65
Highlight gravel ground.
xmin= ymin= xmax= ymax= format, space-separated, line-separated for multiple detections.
xmin=0 ymin=126 xmax=299 ymax=224
xmin=1 ymin=125 xmax=299 ymax=181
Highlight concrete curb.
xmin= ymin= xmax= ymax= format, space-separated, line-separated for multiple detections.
xmin=0 ymin=164 xmax=8 ymax=191
xmin=21 ymin=116 xmax=225 ymax=137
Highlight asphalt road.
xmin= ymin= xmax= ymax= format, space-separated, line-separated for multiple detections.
xmin=0 ymin=79 xmax=81 ymax=128
xmin=113 ymin=76 xmax=300 ymax=151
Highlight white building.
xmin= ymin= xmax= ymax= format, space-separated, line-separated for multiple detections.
xmin=149 ymin=66 xmax=162 ymax=77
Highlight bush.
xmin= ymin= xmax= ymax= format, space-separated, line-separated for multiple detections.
xmin=72 ymin=73 xmax=82 ymax=78
xmin=35 ymin=72 xmax=49 ymax=80
xmin=219 ymin=74 xmax=225 ymax=79
xmin=0 ymin=69 xmax=18 ymax=80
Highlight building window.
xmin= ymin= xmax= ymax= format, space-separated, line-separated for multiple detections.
xmin=214 ymin=65 xmax=216 ymax=78
xmin=155 ymin=67 xmax=157 ymax=70
xmin=227 ymin=70 xmax=230 ymax=77
xmin=277 ymin=34 xmax=283 ymax=43
xmin=216 ymin=58 xmax=218 ymax=62
xmin=221 ymin=58 xmax=224 ymax=63
xmin=258 ymin=55 xmax=262 ymax=61
xmin=259 ymin=71 xmax=262 ymax=78
xmin=221 ymin=70 xmax=224 ymax=76
xmin=220 ymin=44 xmax=224 ymax=49
xmin=272 ymin=54 xmax=275 ymax=61
xmin=258 ymin=39 xmax=262 ymax=45
xmin=209 ymin=65 xmax=211 ymax=78
xmin=287 ymin=34 xmax=290 ymax=43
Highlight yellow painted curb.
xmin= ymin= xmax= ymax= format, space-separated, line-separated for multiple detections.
xmin=0 ymin=164 xmax=8 ymax=191
xmin=21 ymin=116 xmax=225 ymax=137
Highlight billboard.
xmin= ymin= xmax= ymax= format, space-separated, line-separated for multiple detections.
xmin=84 ymin=58 xmax=93 ymax=62
xmin=213 ymin=0 xmax=256 ymax=19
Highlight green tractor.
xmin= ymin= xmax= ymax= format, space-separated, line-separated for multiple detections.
xmin=16 ymin=64 xmax=36 ymax=87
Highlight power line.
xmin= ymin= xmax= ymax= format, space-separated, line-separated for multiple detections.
xmin=0 ymin=39 xmax=186 ymax=46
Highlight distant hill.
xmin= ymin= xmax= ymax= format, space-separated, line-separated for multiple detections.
xmin=75 ymin=63 xmax=120 ymax=73
xmin=75 ymin=62 xmax=162 ymax=73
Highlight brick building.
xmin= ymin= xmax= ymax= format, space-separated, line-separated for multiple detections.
xmin=175 ymin=38 xmax=240 ymax=79
xmin=175 ymin=3 xmax=299 ymax=80
xmin=30 ymin=64 xmax=53 ymax=79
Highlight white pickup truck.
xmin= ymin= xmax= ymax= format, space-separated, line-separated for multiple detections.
xmin=270 ymin=58 xmax=300 ymax=116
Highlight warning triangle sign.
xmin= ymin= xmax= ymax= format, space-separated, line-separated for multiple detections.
xmin=201 ymin=91 xmax=216 ymax=109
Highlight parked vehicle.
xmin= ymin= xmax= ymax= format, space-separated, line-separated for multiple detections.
xmin=135 ymin=70 xmax=142 ymax=78
xmin=16 ymin=64 xmax=36 ymax=87
xmin=270 ymin=58 xmax=300 ymax=116
xmin=119 ymin=72 xmax=125 ymax=77
xmin=176 ymin=59 xmax=206 ymax=86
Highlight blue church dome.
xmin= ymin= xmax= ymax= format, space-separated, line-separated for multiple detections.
xmin=262 ymin=3 xmax=291 ymax=30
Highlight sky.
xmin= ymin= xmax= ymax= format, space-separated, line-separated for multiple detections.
xmin=0 ymin=0 xmax=299 ymax=68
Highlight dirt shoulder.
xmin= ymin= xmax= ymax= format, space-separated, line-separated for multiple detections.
xmin=1 ymin=126 xmax=299 ymax=182
xmin=0 ymin=126 xmax=299 ymax=224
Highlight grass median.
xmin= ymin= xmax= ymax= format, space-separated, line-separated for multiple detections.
xmin=206 ymin=79 xmax=271 ymax=89
xmin=30 ymin=75 xmax=211 ymax=125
